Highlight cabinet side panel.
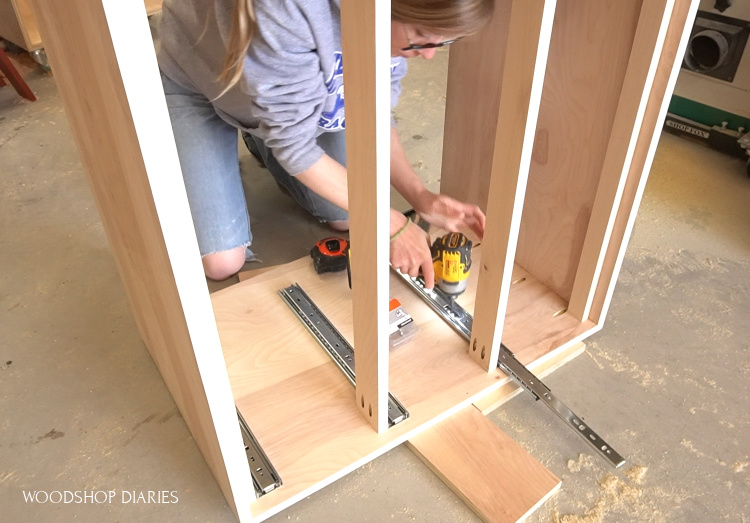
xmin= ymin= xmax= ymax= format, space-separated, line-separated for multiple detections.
xmin=29 ymin=1 xmax=254 ymax=519
xmin=0 ymin=0 xmax=28 ymax=49
xmin=516 ymin=0 xmax=643 ymax=301
xmin=590 ymin=0 xmax=700 ymax=324
xmin=567 ymin=0 xmax=675 ymax=320
xmin=11 ymin=0 xmax=41 ymax=49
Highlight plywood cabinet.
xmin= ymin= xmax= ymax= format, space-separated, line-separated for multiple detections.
xmin=0 ymin=0 xmax=41 ymax=50
xmin=0 ymin=0 xmax=162 ymax=51
xmin=28 ymin=0 xmax=698 ymax=521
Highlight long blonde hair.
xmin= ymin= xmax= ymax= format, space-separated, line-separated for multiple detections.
xmin=219 ymin=0 xmax=493 ymax=90
xmin=219 ymin=0 xmax=257 ymax=89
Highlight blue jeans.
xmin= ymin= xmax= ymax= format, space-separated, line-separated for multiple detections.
xmin=161 ymin=72 xmax=348 ymax=256
xmin=241 ymin=131 xmax=349 ymax=226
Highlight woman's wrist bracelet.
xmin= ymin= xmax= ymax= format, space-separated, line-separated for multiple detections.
xmin=389 ymin=216 xmax=412 ymax=242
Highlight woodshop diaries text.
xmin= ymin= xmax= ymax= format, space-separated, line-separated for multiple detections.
xmin=22 ymin=490 xmax=179 ymax=503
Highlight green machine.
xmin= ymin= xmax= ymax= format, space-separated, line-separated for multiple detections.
xmin=667 ymin=0 xmax=750 ymax=174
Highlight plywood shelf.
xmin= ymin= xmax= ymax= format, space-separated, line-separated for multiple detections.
xmin=211 ymin=244 xmax=596 ymax=519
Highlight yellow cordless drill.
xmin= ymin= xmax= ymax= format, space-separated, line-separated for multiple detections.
xmin=431 ymin=232 xmax=472 ymax=300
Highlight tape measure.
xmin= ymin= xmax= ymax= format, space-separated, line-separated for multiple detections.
xmin=310 ymin=237 xmax=349 ymax=274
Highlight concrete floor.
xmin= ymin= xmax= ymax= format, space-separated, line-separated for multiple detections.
xmin=2 ymin=41 xmax=750 ymax=523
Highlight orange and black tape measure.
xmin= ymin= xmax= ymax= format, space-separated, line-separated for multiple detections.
xmin=310 ymin=237 xmax=349 ymax=274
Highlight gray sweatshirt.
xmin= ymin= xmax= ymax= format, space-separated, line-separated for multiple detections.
xmin=157 ymin=0 xmax=408 ymax=176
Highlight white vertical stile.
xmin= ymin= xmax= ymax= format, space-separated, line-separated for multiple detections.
xmin=99 ymin=1 xmax=256 ymax=519
xmin=341 ymin=0 xmax=392 ymax=432
xmin=30 ymin=0 xmax=255 ymax=520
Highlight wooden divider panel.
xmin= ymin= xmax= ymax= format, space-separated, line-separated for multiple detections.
xmin=515 ymin=1 xmax=644 ymax=302
xmin=469 ymin=0 xmax=558 ymax=372
xmin=29 ymin=1 xmax=254 ymax=519
xmin=340 ymin=0 xmax=392 ymax=433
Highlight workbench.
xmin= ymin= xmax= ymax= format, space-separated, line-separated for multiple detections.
xmin=26 ymin=0 xmax=699 ymax=521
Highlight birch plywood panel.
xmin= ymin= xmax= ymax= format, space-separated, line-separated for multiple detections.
xmin=0 ymin=0 xmax=29 ymax=49
xmin=515 ymin=1 xmax=643 ymax=301
xmin=211 ymin=244 xmax=597 ymax=519
xmin=214 ymin=259 xmax=505 ymax=518
xmin=30 ymin=1 xmax=253 ymax=519
xmin=11 ymin=0 xmax=40 ymax=48
xmin=568 ymin=0 xmax=674 ymax=320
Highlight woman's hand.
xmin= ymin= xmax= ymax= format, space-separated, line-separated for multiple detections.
xmin=389 ymin=211 xmax=435 ymax=289
xmin=413 ymin=191 xmax=486 ymax=239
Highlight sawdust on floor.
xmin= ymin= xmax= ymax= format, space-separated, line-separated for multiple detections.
xmin=567 ymin=454 xmax=596 ymax=473
xmin=585 ymin=341 xmax=666 ymax=389
xmin=551 ymin=466 xmax=650 ymax=523
xmin=624 ymin=465 xmax=648 ymax=484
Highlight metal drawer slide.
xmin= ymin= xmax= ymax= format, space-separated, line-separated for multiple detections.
xmin=394 ymin=271 xmax=625 ymax=469
xmin=238 ymin=410 xmax=282 ymax=496
xmin=279 ymin=284 xmax=409 ymax=427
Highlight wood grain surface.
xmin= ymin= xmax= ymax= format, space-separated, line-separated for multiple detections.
xmin=590 ymin=0 xmax=699 ymax=325
xmin=409 ymin=406 xmax=561 ymax=523
xmin=211 ymin=243 xmax=595 ymax=519
xmin=440 ymin=0 xmax=513 ymax=210
xmin=0 ymin=0 xmax=33 ymax=49
xmin=568 ymin=0 xmax=674 ymax=320
xmin=30 ymin=1 xmax=253 ymax=519
xmin=515 ymin=1 xmax=644 ymax=302
xmin=144 ymin=0 xmax=162 ymax=16
xmin=340 ymin=0 xmax=392 ymax=432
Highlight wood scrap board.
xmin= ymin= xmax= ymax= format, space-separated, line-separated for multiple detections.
xmin=409 ymin=405 xmax=561 ymax=523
